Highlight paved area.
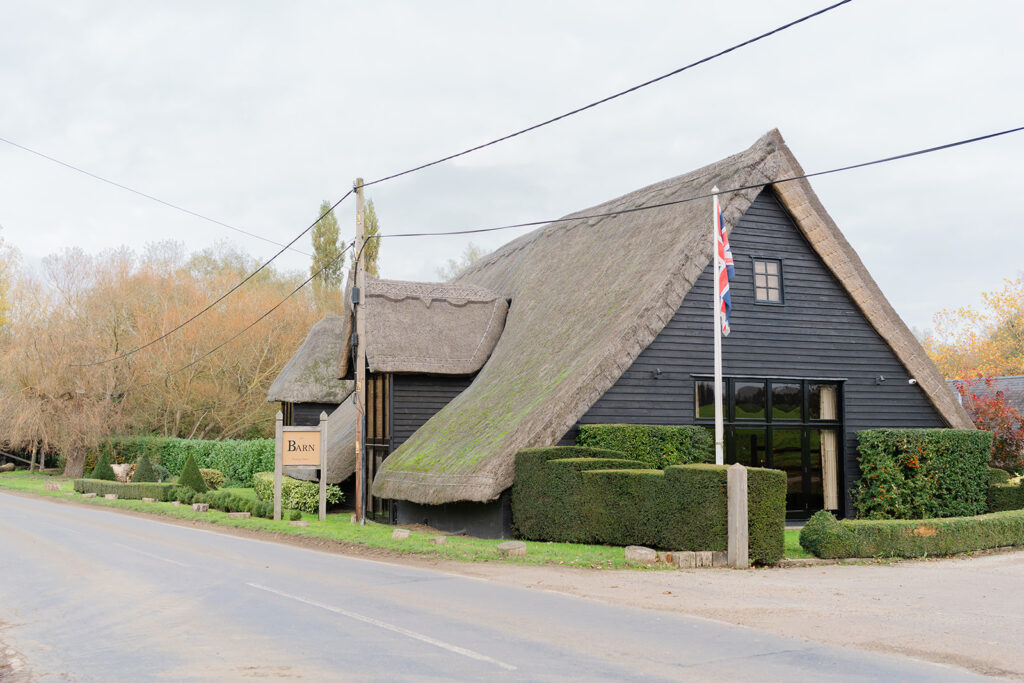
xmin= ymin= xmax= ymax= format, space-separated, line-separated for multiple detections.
xmin=0 ymin=492 xmax=993 ymax=681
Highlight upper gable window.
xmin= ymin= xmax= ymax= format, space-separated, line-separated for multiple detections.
xmin=753 ymin=258 xmax=783 ymax=303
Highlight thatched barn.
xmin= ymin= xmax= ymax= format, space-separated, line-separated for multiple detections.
xmin=270 ymin=128 xmax=971 ymax=537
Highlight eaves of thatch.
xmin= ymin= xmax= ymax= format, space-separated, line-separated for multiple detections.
xmin=267 ymin=316 xmax=351 ymax=404
xmin=339 ymin=278 xmax=509 ymax=377
xmin=371 ymin=128 xmax=973 ymax=506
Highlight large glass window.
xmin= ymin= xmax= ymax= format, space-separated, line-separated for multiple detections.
xmin=695 ymin=377 xmax=843 ymax=516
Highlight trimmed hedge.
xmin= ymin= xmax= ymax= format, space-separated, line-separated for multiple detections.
xmin=989 ymin=467 xmax=1012 ymax=485
xmin=989 ymin=481 xmax=1024 ymax=512
xmin=73 ymin=479 xmax=177 ymax=501
xmin=510 ymin=446 xmax=647 ymax=542
xmin=252 ymin=472 xmax=344 ymax=514
xmin=199 ymin=468 xmax=225 ymax=490
xmin=98 ymin=436 xmax=274 ymax=486
xmin=582 ymin=465 xmax=786 ymax=565
xmin=577 ymin=424 xmax=714 ymax=469
xmin=511 ymin=447 xmax=786 ymax=564
xmin=853 ymin=429 xmax=992 ymax=519
xmin=800 ymin=508 xmax=1024 ymax=559
xmin=174 ymin=487 xmax=275 ymax=519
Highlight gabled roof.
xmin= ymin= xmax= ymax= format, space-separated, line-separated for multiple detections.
xmin=266 ymin=316 xmax=351 ymax=404
xmin=372 ymin=128 xmax=973 ymax=505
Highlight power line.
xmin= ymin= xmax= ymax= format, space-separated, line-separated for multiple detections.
xmin=125 ymin=242 xmax=354 ymax=391
xmin=0 ymin=135 xmax=311 ymax=257
xmin=359 ymin=0 xmax=853 ymax=190
xmin=368 ymin=124 xmax=1024 ymax=242
xmin=73 ymin=191 xmax=353 ymax=367
xmin=67 ymin=0 xmax=852 ymax=365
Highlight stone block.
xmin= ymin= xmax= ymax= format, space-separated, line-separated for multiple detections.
xmin=497 ymin=541 xmax=527 ymax=557
xmin=392 ymin=528 xmax=411 ymax=539
xmin=429 ymin=536 xmax=446 ymax=545
xmin=44 ymin=482 xmax=61 ymax=491
xmin=82 ymin=492 xmax=97 ymax=498
xmin=0 ymin=463 xmax=15 ymax=472
xmin=694 ymin=551 xmax=714 ymax=568
xmin=674 ymin=551 xmax=696 ymax=568
xmin=142 ymin=497 xmax=156 ymax=503
xmin=228 ymin=512 xmax=251 ymax=519
xmin=192 ymin=503 xmax=209 ymax=512
xmin=171 ymin=500 xmax=181 ymax=506
xmin=290 ymin=520 xmax=309 ymax=527
xmin=712 ymin=551 xmax=728 ymax=567
xmin=624 ymin=545 xmax=656 ymax=564
xmin=104 ymin=494 xmax=118 ymax=500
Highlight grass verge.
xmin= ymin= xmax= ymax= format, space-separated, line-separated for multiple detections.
xmin=1 ymin=471 xmax=807 ymax=567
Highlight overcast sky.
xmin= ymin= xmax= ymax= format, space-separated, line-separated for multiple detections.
xmin=2 ymin=1 xmax=1023 ymax=333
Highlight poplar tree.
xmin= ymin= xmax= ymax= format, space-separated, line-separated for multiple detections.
xmin=311 ymin=200 xmax=343 ymax=311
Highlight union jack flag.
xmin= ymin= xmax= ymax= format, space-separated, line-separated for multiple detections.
xmin=715 ymin=195 xmax=734 ymax=336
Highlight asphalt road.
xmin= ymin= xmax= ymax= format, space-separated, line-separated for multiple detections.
xmin=0 ymin=492 xmax=988 ymax=681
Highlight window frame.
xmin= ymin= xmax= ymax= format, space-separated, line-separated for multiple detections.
xmin=751 ymin=257 xmax=784 ymax=305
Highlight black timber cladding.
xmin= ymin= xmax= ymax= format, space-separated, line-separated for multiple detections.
xmin=291 ymin=402 xmax=338 ymax=426
xmin=391 ymin=374 xmax=475 ymax=450
xmin=563 ymin=188 xmax=947 ymax=517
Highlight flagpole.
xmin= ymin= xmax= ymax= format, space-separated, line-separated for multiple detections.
xmin=712 ymin=186 xmax=724 ymax=466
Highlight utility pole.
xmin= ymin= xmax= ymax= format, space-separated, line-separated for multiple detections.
xmin=353 ymin=177 xmax=367 ymax=525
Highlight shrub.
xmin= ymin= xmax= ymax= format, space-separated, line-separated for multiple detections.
xmin=252 ymin=472 xmax=343 ymax=513
xmin=989 ymin=481 xmax=1024 ymax=512
xmin=178 ymin=453 xmax=208 ymax=493
xmin=131 ymin=455 xmax=158 ymax=483
xmin=90 ymin=452 xmax=116 ymax=481
xmin=989 ymin=467 xmax=1012 ymax=485
xmin=799 ymin=509 xmax=1024 ymax=559
xmin=289 ymin=510 xmax=302 ymax=521
xmin=581 ymin=464 xmax=786 ymax=565
xmin=510 ymin=446 xmax=647 ymax=542
xmin=153 ymin=464 xmax=171 ymax=483
xmin=952 ymin=378 xmax=1024 ymax=469
xmin=852 ymin=429 xmax=992 ymax=520
xmin=577 ymin=424 xmax=714 ymax=469
xmin=73 ymin=479 xmax=177 ymax=501
xmin=99 ymin=436 xmax=274 ymax=485
xmin=199 ymin=468 xmax=225 ymax=490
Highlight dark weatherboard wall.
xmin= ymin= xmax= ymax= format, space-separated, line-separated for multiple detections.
xmin=391 ymin=374 xmax=475 ymax=450
xmin=562 ymin=188 xmax=947 ymax=517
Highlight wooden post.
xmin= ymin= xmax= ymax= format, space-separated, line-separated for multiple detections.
xmin=727 ymin=463 xmax=749 ymax=568
xmin=353 ymin=177 xmax=367 ymax=525
xmin=318 ymin=411 xmax=328 ymax=522
xmin=274 ymin=411 xmax=283 ymax=522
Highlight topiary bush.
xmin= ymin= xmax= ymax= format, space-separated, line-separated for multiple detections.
xmin=90 ymin=452 xmax=116 ymax=481
xmin=153 ymin=464 xmax=171 ymax=483
xmin=178 ymin=453 xmax=208 ymax=493
xmin=511 ymin=446 xmax=647 ymax=542
xmin=289 ymin=510 xmax=302 ymax=521
xmin=852 ymin=429 xmax=992 ymax=520
xmin=252 ymin=472 xmax=343 ymax=513
xmin=199 ymin=468 xmax=225 ymax=490
xmin=131 ymin=455 xmax=158 ymax=483
xmin=576 ymin=424 xmax=714 ymax=469
xmin=800 ymin=508 xmax=1024 ymax=559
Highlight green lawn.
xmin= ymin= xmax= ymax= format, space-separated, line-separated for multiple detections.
xmin=0 ymin=471 xmax=811 ymax=566
xmin=784 ymin=528 xmax=813 ymax=559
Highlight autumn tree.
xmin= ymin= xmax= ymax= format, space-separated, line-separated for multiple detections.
xmin=436 ymin=242 xmax=487 ymax=281
xmin=311 ymin=200 xmax=344 ymax=312
xmin=0 ymin=226 xmax=17 ymax=327
xmin=952 ymin=378 xmax=1024 ymax=469
xmin=925 ymin=278 xmax=1024 ymax=379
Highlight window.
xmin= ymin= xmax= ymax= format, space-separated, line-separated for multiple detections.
xmin=753 ymin=258 xmax=783 ymax=303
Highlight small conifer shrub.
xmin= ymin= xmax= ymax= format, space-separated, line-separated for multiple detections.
xmin=131 ymin=455 xmax=158 ymax=483
xmin=177 ymin=453 xmax=208 ymax=493
xmin=91 ymin=452 xmax=116 ymax=481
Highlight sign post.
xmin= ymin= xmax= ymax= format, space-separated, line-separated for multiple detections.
xmin=274 ymin=417 xmax=326 ymax=522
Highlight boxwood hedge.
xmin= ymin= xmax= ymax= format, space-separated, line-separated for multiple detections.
xmin=96 ymin=436 xmax=274 ymax=485
xmin=576 ymin=424 xmax=714 ymax=469
xmin=73 ymin=479 xmax=177 ymax=501
xmin=800 ymin=508 xmax=1024 ymax=559
xmin=252 ymin=472 xmax=344 ymax=514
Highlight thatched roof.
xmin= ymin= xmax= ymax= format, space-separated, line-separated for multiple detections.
xmin=372 ymin=128 xmax=973 ymax=505
xmin=283 ymin=397 xmax=357 ymax=484
xmin=267 ymin=316 xmax=351 ymax=404
xmin=339 ymin=277 xmax=508 ymax=377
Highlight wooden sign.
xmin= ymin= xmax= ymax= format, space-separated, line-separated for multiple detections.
xmin=281 ymin=429 xmax=321 ymax=466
